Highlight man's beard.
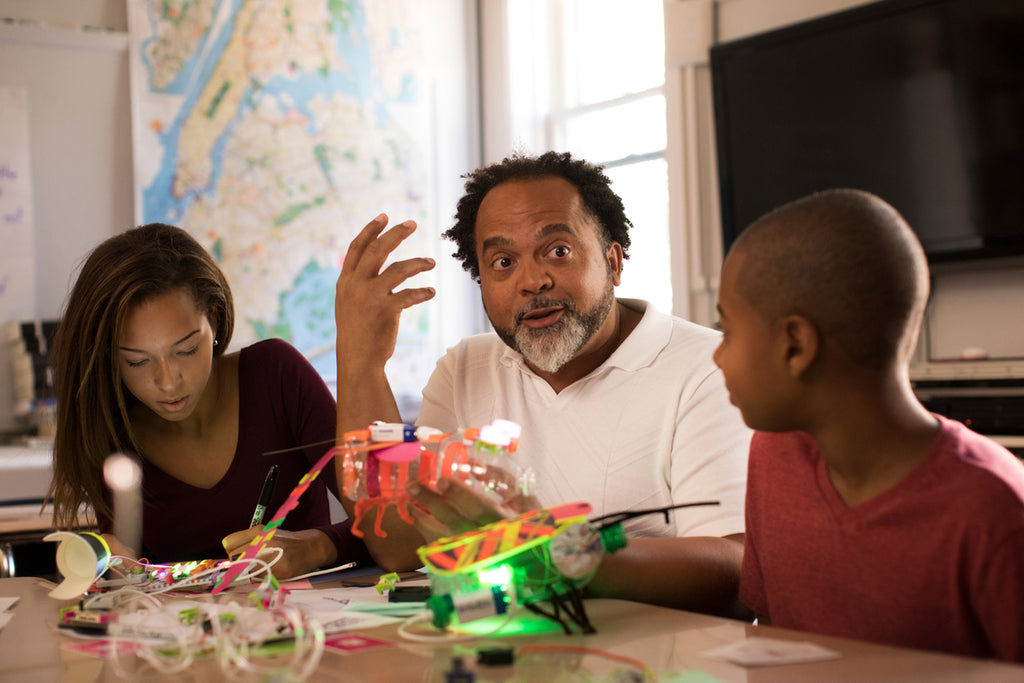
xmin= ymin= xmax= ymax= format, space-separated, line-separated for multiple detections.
xmin=492 ymin=283 xmax=616 ymax=374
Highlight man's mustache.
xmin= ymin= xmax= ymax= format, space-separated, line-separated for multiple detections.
xmin=516 ymin=298 xmax=572 ymax=324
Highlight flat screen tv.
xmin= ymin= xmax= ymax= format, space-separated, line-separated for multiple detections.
xmin=710 ymin=0 xmax=1024 ymax=263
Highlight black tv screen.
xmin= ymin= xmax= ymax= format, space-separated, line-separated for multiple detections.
xmin=710 ymin=0 xmax=1024 ymax=263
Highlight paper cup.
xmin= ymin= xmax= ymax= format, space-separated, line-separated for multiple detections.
xmin=43 ymin=531 xmax=111 ymax=599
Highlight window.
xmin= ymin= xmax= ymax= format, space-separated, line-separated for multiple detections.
xmin=499 ymin=0 xmax=672 ymax=313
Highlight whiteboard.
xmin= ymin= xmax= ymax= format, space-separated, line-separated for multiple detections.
xmin=0 ymin=84 xmax=35 ymax=321
xmin=0 ymin=23 xmax=134 ymax=430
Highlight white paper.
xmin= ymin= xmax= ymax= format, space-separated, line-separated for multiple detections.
xmin=0 ymin=595 xmax=20 ymax=632
xmin=284 ymin=590 xmax=406 ymax=634
xmin=701 ymin=637 xmax=841 ymax=667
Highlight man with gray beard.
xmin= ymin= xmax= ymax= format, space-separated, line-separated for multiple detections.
xmin=333 ymin=151 xmax=752 ymax=618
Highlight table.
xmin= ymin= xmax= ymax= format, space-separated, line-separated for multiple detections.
xmin=1 ymin=576 xmax=1022 ymax=682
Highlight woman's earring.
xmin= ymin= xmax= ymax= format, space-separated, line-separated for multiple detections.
xmin=213 ymin=339 xmax=219 ymax=347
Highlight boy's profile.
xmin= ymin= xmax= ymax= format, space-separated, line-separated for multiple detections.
xmin=713 ymin=188 xmax=1024 ymax=662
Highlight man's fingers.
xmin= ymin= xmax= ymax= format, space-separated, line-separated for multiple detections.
xmin=349 ymin=219 xmax=419 ymax=277
xmin=435 ymin=479 xmax=507 ymax=526
xmin=341 ymin=214 xmax=390 ymax=274
xmin=407 ymin=481 xmax=481 ymax=535
xmin=376 ymin=256 xmax=436 ymax=294
xmin=407 ymin=482 xmax=461 ymax=522
xmin=503 ymin=493 xmax=543 ymax=515
xmin=408 ymin=504 xmax=454 ymax=544
xmin=389 ymin=285 xmax=437 ymax=310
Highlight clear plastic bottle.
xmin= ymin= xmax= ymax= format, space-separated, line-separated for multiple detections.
xmin=339 ymin=425 xmax=432 ymax=536
xmin=340 ymin=423 xmax=444 ymax=501
xmin=433 ymin=419 xmax=535 ymax=504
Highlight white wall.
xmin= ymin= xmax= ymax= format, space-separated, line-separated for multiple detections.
xmin=0 ymin=0 xmax=483 ymax=433
xmin=0 ymin=2 xmax=130 ymax=318
xmin=664 ymin=0 xmax=1024 ymax=379
xmin=0 ymin=0 xmax=131 ymax=432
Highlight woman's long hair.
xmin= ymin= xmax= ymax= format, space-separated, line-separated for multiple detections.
xmin=48 ymin=224 xmax=234 ymax=528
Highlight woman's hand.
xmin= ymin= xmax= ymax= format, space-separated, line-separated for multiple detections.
xmin=221 ymin=527 xmax=336 ymax=580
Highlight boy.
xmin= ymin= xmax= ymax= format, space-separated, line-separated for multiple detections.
xmin=713 ymin=188 xmax=1024 ymax=661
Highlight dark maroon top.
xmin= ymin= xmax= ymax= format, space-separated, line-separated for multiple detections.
xmin=98 ymin=338 xmax=372 ymax=567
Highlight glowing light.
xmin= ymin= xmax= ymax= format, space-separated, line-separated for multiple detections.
xmin=477 ymin=565 xmax=512 ymax=589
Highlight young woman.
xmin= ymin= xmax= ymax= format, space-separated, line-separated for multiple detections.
xmin=48 ymin=223 xmax=371 ymax=579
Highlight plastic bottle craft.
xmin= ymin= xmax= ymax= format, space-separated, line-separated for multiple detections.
xmin=340 ymin=419 xmax=536 ymax=538
xmin=413 ymin=500 xmax=721 ymax=636
xmin=213 ymin=419 xmax=534 ymax=594
xmin=439 ymin=419 xmax=536 ymax=504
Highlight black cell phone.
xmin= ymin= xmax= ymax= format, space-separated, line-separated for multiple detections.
xmin=388 ymin=585 xmax=431 ymax=602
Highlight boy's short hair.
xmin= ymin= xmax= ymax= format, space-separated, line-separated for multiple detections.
xmin=731 ymin=189 xmax=929 ymax=370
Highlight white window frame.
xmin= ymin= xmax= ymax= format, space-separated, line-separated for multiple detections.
xmin=479 ymin=0 xmax=679 ymax=314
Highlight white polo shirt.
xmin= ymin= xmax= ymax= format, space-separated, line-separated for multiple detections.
xmin=418 ymin=299 xmax=751 ymax=538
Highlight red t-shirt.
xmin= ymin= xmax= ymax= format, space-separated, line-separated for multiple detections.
xmin=741 ymin=415 xmax=1024 ymax=662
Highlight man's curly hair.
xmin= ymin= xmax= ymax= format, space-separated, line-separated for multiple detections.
xmin=443 ymin=151 xmax=633 ymax=282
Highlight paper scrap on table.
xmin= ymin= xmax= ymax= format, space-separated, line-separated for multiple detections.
xmin=340 ymin=600 xmax=426 ymax=617
xmin=62 ymin=639 xmax=149 ymax=659
xmin=324 ymin=633 xmax=394 ymax=655
xmin=701 ymin=637 xmax=841 ymax=667
xmin=284 ymin=592 xmax=405 ymax=634
xmin=658 ymin=669 xmax=729 ymax=683
xmin=316 ymin=611 xmax=398 ymax=634
xmin=285 ymin=587 xmax=425 ymax=616
xmin=0 ymin=596 xmax=18 ymax=631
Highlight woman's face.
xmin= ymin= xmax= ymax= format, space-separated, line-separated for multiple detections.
xmin=117 ymin=288 xmax=216 ymax=422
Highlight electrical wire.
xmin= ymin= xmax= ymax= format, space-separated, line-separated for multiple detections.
xmin=106 ymin=589 xmax=202 ymax=677
xmin=286 ymin=561 xmax=357 ymax=582
xmin=396 ymin=609 xmax=518 ymax=644
xmin=93 ymin=558 xmax=325 ymax=679
xmin=589 ymin=500 xmax=720 ymax=530
xmin=83 ymin=552 xmax=282 ymax=610
xmin=209 ymin=597 xmax=325 ymax=680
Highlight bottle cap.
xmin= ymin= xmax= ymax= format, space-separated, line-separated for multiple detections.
xmin=478 ymin=424 xmax=511 ymax=447
xmin=598 ymin=523 xmax=628 ymax=555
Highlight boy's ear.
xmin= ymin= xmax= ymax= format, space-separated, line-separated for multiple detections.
xmin=780 ymin=314 xmax=819 ymax=379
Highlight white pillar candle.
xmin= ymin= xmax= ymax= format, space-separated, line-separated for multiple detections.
xmin=103 ymin=453 xmax=142 ymax=557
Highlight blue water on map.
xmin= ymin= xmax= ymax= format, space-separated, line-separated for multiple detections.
xmin=141 ymin=0 xmax=377 ymax=225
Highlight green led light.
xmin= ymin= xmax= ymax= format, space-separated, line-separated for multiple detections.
xmin=476 ymin=564 xmax=513 ymax=590
xmin=452 ymin=611 xmax=562 ymax=636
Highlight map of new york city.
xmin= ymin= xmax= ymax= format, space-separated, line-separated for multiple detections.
xmin=128 ymin=0 xmax=437 ymax=400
